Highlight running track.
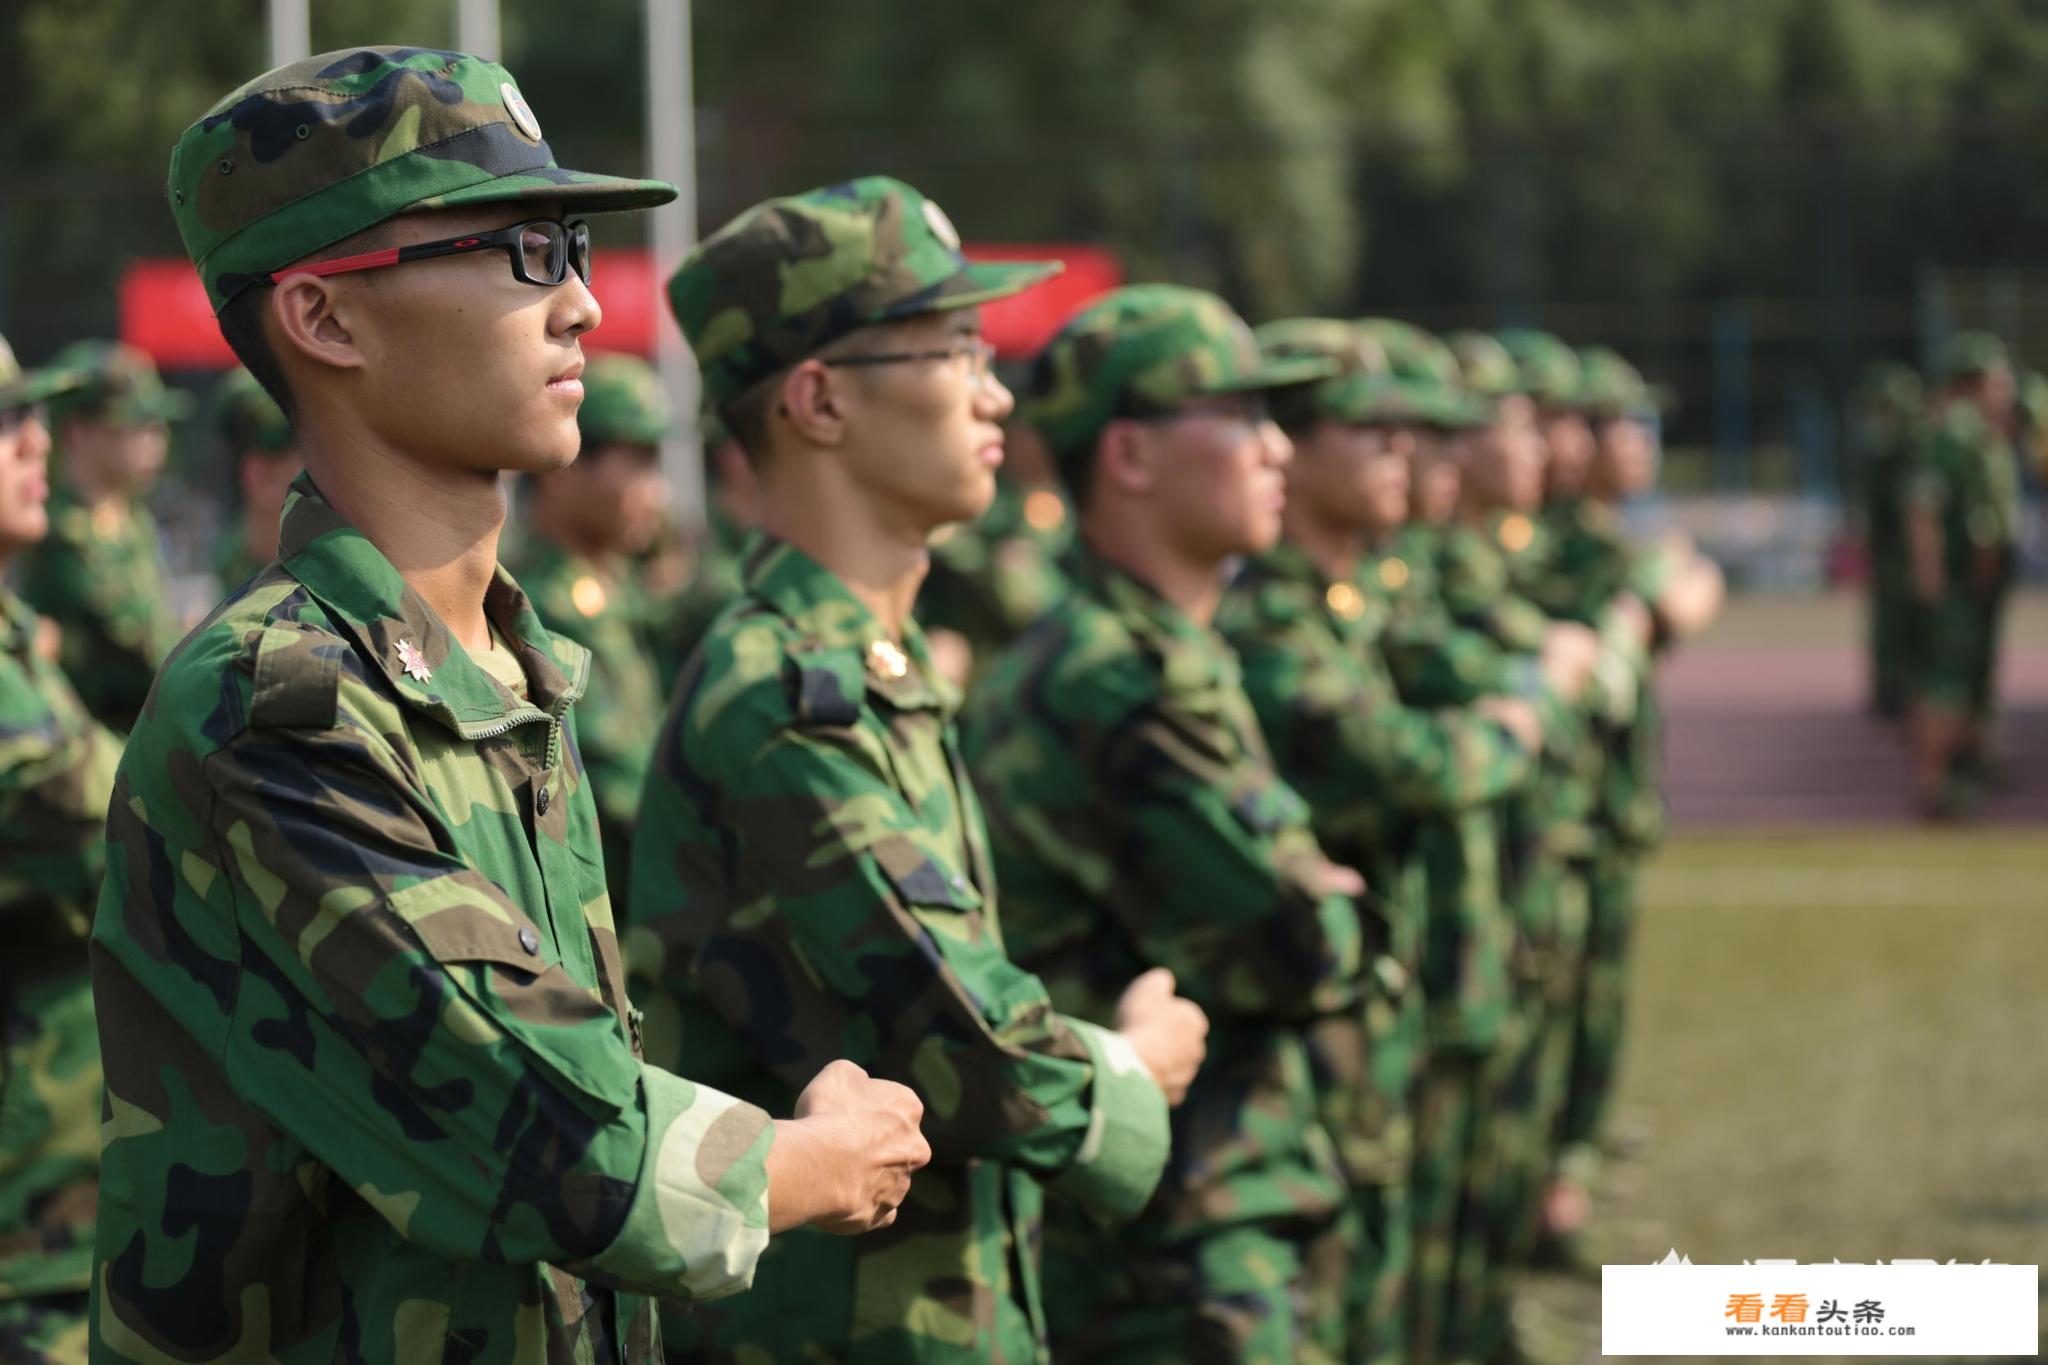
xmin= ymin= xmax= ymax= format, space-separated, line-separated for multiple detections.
xmin=1659 ymin=592 xmax=2048 ymax=827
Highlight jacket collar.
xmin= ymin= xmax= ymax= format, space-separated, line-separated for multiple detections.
xmin=278 ymin=475 xmax=588 ymax=737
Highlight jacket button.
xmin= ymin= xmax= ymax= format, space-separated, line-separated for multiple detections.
xmin=518 ymin=926 xmax=540 ymax=956
xmin=535 ymin=786 xmax=551 ymax=816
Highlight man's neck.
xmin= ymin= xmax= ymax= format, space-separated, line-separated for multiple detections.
xmin=1281 ymin=500 xmax=1364 ymax=585
xmin=528 ymin=498 xmax=618 ymax=573
xmin=301 ymin=427 xmax=505 ymax=652
xmin=756 ymin=476 xmax=927 ymax=639
xmin=61 ymin=470 xmax=124 ymax=511
xmin=1082 ymin=519 xmax=1225 ymax=628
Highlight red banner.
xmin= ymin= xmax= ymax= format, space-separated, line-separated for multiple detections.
xmin=121 ymin=243 xmax=1121 ymax=372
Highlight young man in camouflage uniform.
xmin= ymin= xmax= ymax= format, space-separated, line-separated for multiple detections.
xmin=961 ymin=284 xmax=1373 ymax=1364
xmin=1217 ymin=319 xmax=1543 ymax=1363
xmin=90 ymin=49 xmax=928 ymax=1365
xmin=16 ymin=341 xmax=190 ymax=732
xmin=633 ymin=176 xmax=1200 ymax=1364
xmin=1852 ymin=362 xmax=1926 ymax=720
xmin=207 ymin=365 xmax=303 ymax=597
xmin=1904 ymin=331 xmax=2023 ymax=817
xmin=0 ymin=337 xmax=120 ymax=1365
xmin=510 ymin=353 xmax=671 ymax=913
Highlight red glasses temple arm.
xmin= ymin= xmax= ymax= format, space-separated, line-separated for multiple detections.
xmin=267 ymin=235 xmax=490 ymax=284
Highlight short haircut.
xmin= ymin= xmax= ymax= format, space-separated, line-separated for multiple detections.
xmin=215 ymin=220 xmax=401 ymax=423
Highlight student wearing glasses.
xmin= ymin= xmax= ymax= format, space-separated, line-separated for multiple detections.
xmin=89 ymin=49 xmax=928 ymax=1365
xmin=631 ymin=176 xmax=1204 ymax=1364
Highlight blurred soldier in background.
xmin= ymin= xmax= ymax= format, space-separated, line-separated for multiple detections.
xmin=636 ymin=177 xmax=1193 ymax=1364
xmin=206 ymin=365 xmax=301 ymax=596
xmin=1851 ymin=362 xmax=1926 ymax=720
xmin=15 ymin=340 xmax=190 ymax=732
xmin=917 ymin=404 xmax=1074 ymax=691
xmin=0 ymin=336 xmax=120 ymax=1365
xmin=645 ymin=409 xmax=758 ymax=692
xmin=511 ymin=352 xmax=671 ymax=912
xmin=963 ymin=285 xmax=1367 ymax=1364
xmin=1903 ymin=331 xmax=2021 ymax=817
xmin=1222 ymin=318 xmax=1541 ymax=1363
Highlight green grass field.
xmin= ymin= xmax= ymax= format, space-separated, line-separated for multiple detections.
xmin=1519 ymin=829 xmax=2048 ymax=1362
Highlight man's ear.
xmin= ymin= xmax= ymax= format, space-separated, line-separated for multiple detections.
xmin=1095 ymin=419 xmax=1155 ymax=497
xmin=270 ymin=275 xmax=367 ymax=379
xmin=778 ymin=360 xmax=849 ymax=448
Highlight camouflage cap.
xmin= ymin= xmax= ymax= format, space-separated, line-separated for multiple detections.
xmin=210 ymin=366 xmax=294 ymax=453
xmin=1577 ymin=345 xmax=1665 ymax=419
xmin=1026 ymin=284 xmax=1337 ymax=463
xmin=1255 ymin=318 xmax=1394 ymax=427
xmin=170 ymin=47 xmax=676 ymax=310
xmin=1356 ymin=318 xmax=1459 ymax=387
xmin=669 ymin=175 xmax=1060 ymax=411
xmin=0 ymin=333 xmax=86 ymax=410
xmin=1934 ymin=330 xmax=2010 ymax=383
xmin=1447 ymin=330 xmax=1523 ymax=399
xmin=576 ymin=353 xmax=671 ymax=447
xmin=1496 ymin=328 xmax=1586 ymax=407
xmin=44 ymin=340 xmax=194 ymax=428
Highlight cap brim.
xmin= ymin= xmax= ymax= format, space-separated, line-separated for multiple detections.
xmin=1201 ymin=354 xmax=1340 ymax=396
xmin=113 ymin=388 xmax=197 ymax=426
xmin=432 ymin=167 xmax=679 ymax=217
xmin=0 ymin=367 xmax=87 ymax=409
xmin=881 ymin=260 xmax=1066 ymax=320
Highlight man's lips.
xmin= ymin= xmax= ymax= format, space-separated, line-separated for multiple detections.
xmin=547 ymin=360 xmax=585 ymax=397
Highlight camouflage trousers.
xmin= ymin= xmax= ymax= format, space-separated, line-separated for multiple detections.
xmin=1559 ymin=845 xmax=1641 ymax=1172
xmin=0 ymin=1292 xmax=88 ymax=1364
xmin=1342 ymin=1180 xmax=1412 ymax=1365
xmin=1041 ymin=1215 xmax=1350 ymax=1365
xmin=1406 ymin=1048 xmax=1500 ymax=1365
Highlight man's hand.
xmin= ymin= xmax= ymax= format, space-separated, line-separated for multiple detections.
xmin=1474 ymin=695 xmax=1543 ymax=753
xmin=1607 ymin=593 xmax=1654 ymax=650
xmin=1540 ymin=622 xmax=1599 ymax=700
xmin=1114 ymin=968 xmax=1209 ymax=1106
xmin=766 ymin=1060 xmax=930 ymax=1235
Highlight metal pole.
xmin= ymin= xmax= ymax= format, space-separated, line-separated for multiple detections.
xmin=646 ymin=0 xmax=705 ymax=530
xmin=456 ymin=0 xmax=502 ymax=60
xmin=267 ymin=0 xmax=310 ymax=67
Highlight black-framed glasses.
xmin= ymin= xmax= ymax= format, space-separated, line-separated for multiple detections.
xmin=822 ymin=335 xmax=998 ymax=384
xmin=0 ymin=403 xmax=47 ymax=436
xmin=271 ymin=217 xmax=593 ymax=289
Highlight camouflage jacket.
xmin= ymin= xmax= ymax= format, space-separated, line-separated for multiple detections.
xmin=1906 ymin=399 xmax=2025 ymax=582
xmin=88 ymin=478 xmax=775 ymax=1365
xmin=1217 ymin=542 xmax=1533 ymax=1183
xmin=918 ymin=480 xmax=1074 ymax=665
xmin=1528 ymin=500 xmax=1675 ymax=850
xmin=507 ymin=538 xmax=663 ymax=917
xmin=1218 ymin=541 xmax=1535 ymax=971
xmin=15 ymin=486 xmax=181 ymax=733
xmin=960 ymin=547 xmax=1359 ymax=1254
xmin=628 ymin=536 xmax=1170 ymax=1365
xmin=1 ymin=586 xmax=120 ymax=1304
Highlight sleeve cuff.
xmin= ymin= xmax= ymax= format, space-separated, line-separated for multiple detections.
xmin=1042 ymin=1019 xmax=1172 ymax=1226
xmin=587 ymin=1063 xmax=775 ymax=1302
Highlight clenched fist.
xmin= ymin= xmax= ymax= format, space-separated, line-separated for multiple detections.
xmin=1114 ymin=968 xmax=1209 ymax=1106
xmin=768 ymin=1060 xmax=931 ymax=1235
